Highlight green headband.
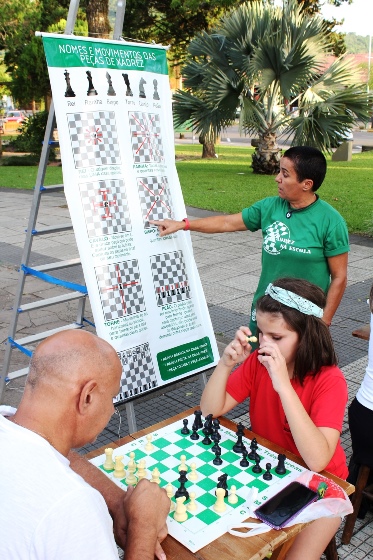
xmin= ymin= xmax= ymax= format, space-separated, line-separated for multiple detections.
xmin=265 ymin=283 xmax=324 ymax=318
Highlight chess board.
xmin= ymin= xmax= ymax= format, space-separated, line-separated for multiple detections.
xmin=79 ymin=179 xmax=131 ymax=238
xmin=137 ymin=175 xmax=174 ymax=229
xmin=95 ymin=260 xmax=146 ymax=321
xmin=129 ymin=111 xmax=164 ymax=164
xmin=263 ymin=221 xmax=290 ymax=255
xmin=115 ymin=342 xmax=158 ymax=402
xmin=89 ymin=414 xmax=306 ymax=552
xmin=67 ymin=111 xmax=121 ymax=168
xmin=150 ymin=251 xmax=191 ymax=307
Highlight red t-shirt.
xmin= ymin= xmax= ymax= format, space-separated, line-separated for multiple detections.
xmin=226 ymin=351 xmax=348 ymax=479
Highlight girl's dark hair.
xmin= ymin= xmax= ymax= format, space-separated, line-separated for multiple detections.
xmin=256 ymin=277 xmax=337 ymax=384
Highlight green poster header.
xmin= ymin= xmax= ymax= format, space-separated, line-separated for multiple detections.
xmin=42 ymin=36 xmax=168 ymax=75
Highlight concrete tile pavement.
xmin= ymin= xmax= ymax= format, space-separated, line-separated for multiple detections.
xmin=0 ymin=188 xmax=372 ymax=558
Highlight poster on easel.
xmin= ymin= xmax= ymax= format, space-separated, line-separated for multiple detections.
xmin=40 ymin=33 xmax=219 ymax=402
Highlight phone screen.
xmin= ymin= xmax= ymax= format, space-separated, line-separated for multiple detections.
xmin=254 ymin=481 xmax=318 ymax=529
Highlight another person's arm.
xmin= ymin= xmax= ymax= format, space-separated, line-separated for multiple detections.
xmin=323 ymin=252 xmax=348 ymax=326
xmin=149 ymin=213 xmax=246 ymax=236
xmin=68 ymin=451 xmax=168 ymax=560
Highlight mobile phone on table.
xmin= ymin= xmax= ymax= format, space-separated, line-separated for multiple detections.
xmin=254 ymin=481 xmax=318 ymax=530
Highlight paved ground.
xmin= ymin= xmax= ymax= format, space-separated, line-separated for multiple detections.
xmin=0 ymin=187 xmax=372 ymax=559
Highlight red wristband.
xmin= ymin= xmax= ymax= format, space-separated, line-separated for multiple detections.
xmin=182 ymin=218 xmax=190 ymax=231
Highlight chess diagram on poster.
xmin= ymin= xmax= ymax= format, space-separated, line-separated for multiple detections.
xmin=115 ymin=342 xmax=158 ymax=401
xmin=150 ymin=251 xmax=191 ymax=306
xmin=129 ymin=111 xmax=164 ymax=164
xmin=90 ymin=414 xmax=306 ymax=553
xmin=67 ymin=111 xmax=121 ymax=168
xmin=137 ymin=175 xmax=174 ymax=228
xmin=79 ymin=179 xmax=131 ymax=238
xmin=95 ymin=260 xmax=146 ymax=321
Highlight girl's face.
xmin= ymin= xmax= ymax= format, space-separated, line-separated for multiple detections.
xmin=256 ymin=310 xmax=299 ymax=371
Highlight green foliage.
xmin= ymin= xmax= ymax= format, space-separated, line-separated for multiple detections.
xmin=1 ymin=154 xmax=40 ymax=166
xmin=8 ymin=111 xmax=55 ymax=159
xmin=344 ymin=32 xmax=370 ymax=54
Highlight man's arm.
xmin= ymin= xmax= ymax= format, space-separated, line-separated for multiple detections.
xmin=149 ymin=213 xmax=246 ymax=236
xmin=323 ymin=253 xmax=348 ymax=326
xmin=68 ymin=451 xmax=168 ymax=560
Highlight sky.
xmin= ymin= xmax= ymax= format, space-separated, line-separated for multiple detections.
xmin=320 ymin=0 xmax=372 ymax=37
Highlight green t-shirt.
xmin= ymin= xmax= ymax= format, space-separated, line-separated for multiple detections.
xmin=241 ymin=196 xmax=349 ymax=332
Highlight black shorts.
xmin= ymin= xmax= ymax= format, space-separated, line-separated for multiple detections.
xmin=348 ymin=397 xmax=373 ymax=469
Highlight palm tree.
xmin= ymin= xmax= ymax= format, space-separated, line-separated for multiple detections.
xmin=173 ymin=0 xmax=372 ymax=173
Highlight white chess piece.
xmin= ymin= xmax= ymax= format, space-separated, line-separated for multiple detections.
xmin=166 ymin=483 xmax=175 ymax=512
xmin=150 ymin=467 xmax=161 ymax=484
xmin=174 ymin=496 xmax=187 ymax=522
xmin=178 ymin=454 xmax=188 ymax=472
xmin=228 ymin=485 xmax=238 ymax=504
xmin=113 ymin=455 xmax=126 ymax=479
xmin=137 ymin=459 xmax=147 ymax=480
xmin=188 ymin=462 xmax=198 ymax=481
xmin=127 ymin=451 xmax=136 ymax=474
xmin=187 ymin=491 xmax=197 ymax=512
xmin=145 ymin=434 xmax=154 ymax=451
xmin=103 ymin=448 xmax=114 ymax=470
xmin=213 ymin=487 xmax=227 ymax=513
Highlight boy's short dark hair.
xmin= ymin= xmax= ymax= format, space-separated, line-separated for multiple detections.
xmin=283 ymin=146 xmax=327 ymax=191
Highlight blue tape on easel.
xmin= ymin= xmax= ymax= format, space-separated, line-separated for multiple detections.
xmin=21 ymin=265 xmax=88 ymax=294
xmin=83 ymin=317 xmax=95 ymax=328
xmin=8 ymin=337 xmax=33 ymax=357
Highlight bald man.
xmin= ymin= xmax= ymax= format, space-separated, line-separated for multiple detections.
xmin=0 ymin=330 xmax=169 ymax=560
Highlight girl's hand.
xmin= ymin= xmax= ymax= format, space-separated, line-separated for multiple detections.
xmin=221 ymin=326 xmax=253 ymax=367
xmin=257 ymin=338 xmax=291 ymax=393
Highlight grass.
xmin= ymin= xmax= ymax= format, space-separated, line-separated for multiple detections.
xmin=1 ymin=144 xmax=372 ymax=235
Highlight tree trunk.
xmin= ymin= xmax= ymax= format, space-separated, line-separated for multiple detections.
xmin=251 ymin=131 xmax=281 ymax=175
xmin=199 ymin=133 xmax=216 ymax=159
xmin=86 ymin=0 xmax=111 ymax=39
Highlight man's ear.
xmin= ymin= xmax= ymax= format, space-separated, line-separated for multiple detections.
xmin=78 ymin=380 xmax=98 ymax=415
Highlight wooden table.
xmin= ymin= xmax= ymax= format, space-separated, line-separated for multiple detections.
xmin=352 ymin=324 xmax=370 ymax=341
xmin=86 ymin=407 xmax=354 ymax=560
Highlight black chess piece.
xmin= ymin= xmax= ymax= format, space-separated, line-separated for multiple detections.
xmin=139 ymin=77 xmax=147 ymax=98
xmin=122 ymin=73 xmax=133 ymax=96
xmin=216 ymin=473 xmax=228 ymax=497
xmin=181 ymin=419 xmax=190 ymax=435
xmin=190 ymin=421 xmax=199 ymax=440
xmin=232 ymin=422 xmax=246 ymax=454
xmin=106 ymin=72 xmax=116 ymax=96
xmin=263 ymin=463 xmax=272 ymax=480
xmin=153 ymin=78 xmax=160 ymax=100
xmin=86 ymin=71 xmax=98 ymax=96
xmin=212 ymin=418 xmax=220 ymax=430
xmin=194 ymin=410 xmax=203 ymax=430
xmin=252 ymin=457 xmax=262 ymax=474
xmin=64 ymin=69 xmax=75 ymax=97
xmin=248 ymin=438 xmax=258 ymax=461
xmin=211 ymin=431 xmax=221 ymax=454
xmin=275 ymin=454 xmax=286 ymax=475
xmin=201 ymin=427 xmax=212 ymax=445
xmin=213 ymin=445 xmax=223 ymax=465
xmin=240 ymin=450 xmax=250 ymax=467
xmin=175 ymin=470 xmax=189 ymax=500
xmin=204 ymin=414 xmax=213 ymax=435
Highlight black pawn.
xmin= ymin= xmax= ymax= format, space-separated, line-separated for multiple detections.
xmin=153 ymin=78 xmax=160 ymax=100
xmin=202 ymin=427 xmax=212 ymax=445
xmin=211 ymin=431 xmax=220 ymax=454
xmin=263 ymin=463 xmax=272 ymax=481
xmin=212 ymin=418 xmax=220 ymax=430
xmin=252 ymin=457 xmax=262 ymax=474
xmin=190 ymin=421 xmax=199 ymax=440
xmin=204 ymin=414 xmax=214 ymax=435
xmin=213 ymin=445 xmax=223 ymax=465
xmin=194 ymin=410 xmax=203 ymax=429
xmin=232 ymin=422 xmax=245 ymax=454
xmin=175 ymin=470 xmax=189 ymax=500
xmin=181 ymin=419 xmax=190 ymax=435
xmin=248 ymin=438 xmax=258 ymax=461
xmin=216 ymin=473 xmax=228 ymax=497
xmin=240 ymin=450 xmax=250 ymax=467
xmin=275 ymin=454 xmax=286 ymax=475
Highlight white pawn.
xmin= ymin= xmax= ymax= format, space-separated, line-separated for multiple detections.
xmin=166 ymin=482 xmax=175 ymax=512
xmin=103 ymin=447 xmax=114 ymax=470
xmin=113 ymin=455 xmax=126 ymax=479
xmin=178 ymin=454 xmax=188 ymax=472
xmin=174 ymin=496 xmax=188 ymax=522
xmin=127 ymin=451 xmax=137 ymax=474
xmin=188 ymin=462 xmax=198 ymax=481
xmin=213 ymin=487 xmax=227 ymax=513
xmin=145 ymin=434 xmax=154 ymax=451
xmin=187 ymin=491 xmax=197 ymax=512
xmin=150 ymin=467 xmax=161 ymax=484
xmin=228 ymin=485 xmax=238 ymax=504
xmin=137 ymin=459 xmax=147 ymax=480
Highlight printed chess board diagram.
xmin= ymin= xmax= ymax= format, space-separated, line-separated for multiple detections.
xmin=115 ymin=342 xmax=158 ymax=402
xmin=150 ymin=251 xmax=190 ymax=307
xmin=263 ymin=221 xmax=290 ymax=255
xmin=90 ymin=414 xmax=306 ymax=552
xmin=95 ymin=260 xmax=145 ymax=321
xmin=79 ymin=179 xmax=131 ymax=237
xmin=137 ymin=176 xmax=173 ymax=228
xmin=129 ymin=111 xmax=164 ymax=164
xmin=67 ymin=111 xmax=121 ymax=168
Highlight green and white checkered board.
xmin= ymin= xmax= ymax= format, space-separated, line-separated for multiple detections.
xmin=89 ymin=415 xmax=306 ymax=552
